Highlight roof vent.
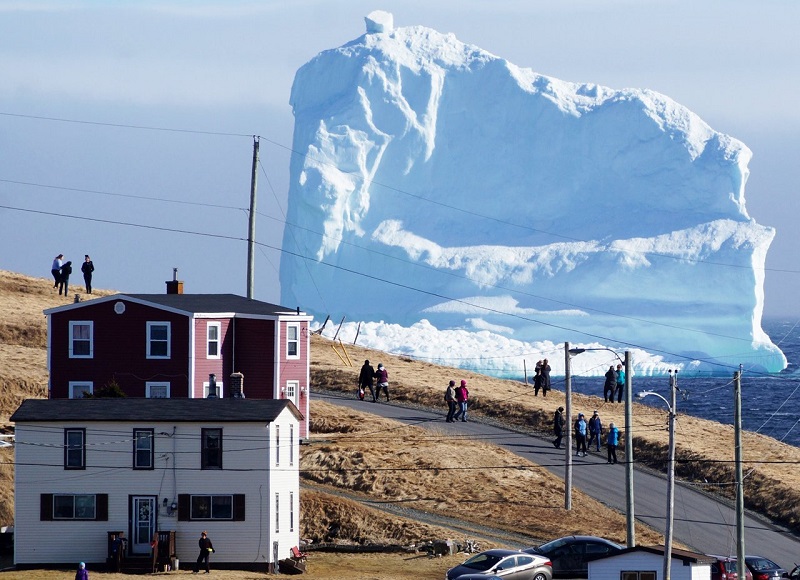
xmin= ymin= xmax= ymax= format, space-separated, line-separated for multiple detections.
xmin=166 ymin=268 xmax=184 ymax=295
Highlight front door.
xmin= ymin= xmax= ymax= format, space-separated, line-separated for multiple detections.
xmin=130 ymin=496 xmax=157 ymax=555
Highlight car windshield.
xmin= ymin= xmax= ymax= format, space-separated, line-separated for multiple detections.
xmin=538 ymin=538 xmax=569 ymax=552
xmin=463 ymin=553 xmax=502 ymax=571
xmin=749 ymin=559 xmax=779 ymax=571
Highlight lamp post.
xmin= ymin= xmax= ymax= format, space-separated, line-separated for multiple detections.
xmin=568 ymin=347 xmax=635 ymax=548
xmin=638 ymin=370 xmax=678 ymax=580
xmin=564 ymin=343 xmax=573 ymax=510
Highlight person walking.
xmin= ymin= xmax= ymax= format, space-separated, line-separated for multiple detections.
xmin=540 ymin=359 xmax=551 ymax=397
xmin=51 ymin=254 xmax=63 ymax=288
xmin=553 ymin=406 xmax=565 ymax=448
xmin=607 ymin=421 xmax=620 ymax=464
xmin=615 ymin=363 xmax=625 ymax=403
xmin=81 ymin=255 xmax=94 ymax=294
xmin=75 ymin=562 xmax=89 ymax=580
xmin=588 ymin=410 xmax=602 ymax=451
xmin=58 ymin=260 xmax=72 ymax=296
xmin=575 ymin=413 xmax=588 ymax=457
xmin=454 ymin=380 xmax=469 ymax=422
xmin=193 ymin=531 xmax=215 ymax=574
xmin=603 ymin=366 xmax=616 ymax=402
xmin=533 ymin=366 xmax=544 ymax=396
xmin=374 ymin=363 xmax=389 ymax=401
xmin=358 ymin=359 xmax=376 ymax=401
xmin=444 ymin=380 xmax=457 ymax=422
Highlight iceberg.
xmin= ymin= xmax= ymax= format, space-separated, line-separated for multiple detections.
xmin=280 ymin=11 xmax=786 ymax=375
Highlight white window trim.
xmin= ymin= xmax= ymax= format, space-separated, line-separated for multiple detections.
xmin=203 ymin=381 xmax=224 ymax=399
xmin=68 ymin=321 xmax=93 ymax=359
xmin=286 ymin=323 xmax=300 ymax=359
xmin=145 ymin=382 xmax=171 ymax=398
xmin=207 ymin=322 xmax=221 ymax=359
xmin=289 ymin=424 xmax=294 ymax=466
xmin=146 ymin=321 xmax=171 ymax=359
xmin=285 ymin=380 xmax=298 ymax=403
xmin=68 ymin=381 xmax=93 ymax=399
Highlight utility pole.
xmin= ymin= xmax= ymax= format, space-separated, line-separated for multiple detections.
xmin=624 ymin=350 xmax=635 ymax=548
xmin=246 ymin=136 xmax=260 ymax=299
xmin=564 ymin=342 xmax=573 ymax=510
xmin=735 ymin=367 xmax=745 ymax=579
xmin=664 ymin=370 xmax=677 ymax=580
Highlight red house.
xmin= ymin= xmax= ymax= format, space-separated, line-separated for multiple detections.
xmin=44 ymin=291 xmax=312 ymax=437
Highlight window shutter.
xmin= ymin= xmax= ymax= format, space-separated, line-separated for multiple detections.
xmin=96 ymin=494 xmax=108 ymax=521
xmin=178 ymin=494 xmax=190 ymax=521
xmin=233 ymin=494 xmax=246 ymax=521
xmin=40 ymin=494 xmax=53 ymax=521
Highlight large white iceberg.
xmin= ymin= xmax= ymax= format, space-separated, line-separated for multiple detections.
xmin=280 ymin=13 xmax=786 ymax=375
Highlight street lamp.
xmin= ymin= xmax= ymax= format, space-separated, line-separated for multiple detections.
xmin=568 ymin=347 xmax=635 ymax=548
xmin=638 ymin=369 xmax=678 ymax=580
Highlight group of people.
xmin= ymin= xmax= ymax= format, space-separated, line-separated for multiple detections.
xmin=357 ymin=360 xmax=390 ymax=402
xmin=51 ymin=253 xmax=94 ymax=296
xmin=533 ymin=359 xmax=551 ymax=397
xmin=444 ymin=379 xmax=470 ymax=422
xmin=603 ymin=363 xmax=626 ymax=403
xmin=553 ymin=407 xmax=620 ymax=464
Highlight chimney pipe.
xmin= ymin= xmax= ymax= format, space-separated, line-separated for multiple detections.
xmin=166 ymin=268 xmax=184 ymax=295
xmin=207 ymin=374 xmax=218 ymax=398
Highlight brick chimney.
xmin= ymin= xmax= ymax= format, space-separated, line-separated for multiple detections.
xmin=165 ymin=267 xmax=184 ymax=295
xmin=229 ymin=372 xmax=245 ymax=399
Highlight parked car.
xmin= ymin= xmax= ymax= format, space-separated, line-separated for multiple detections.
xmin=746 ymin=556 xmax=787 ymax=580
xmin=709 ymin=555 xmax=753 ymax=580
xmin=783 ymin=565 xmax=800 ymax=580
xmin=446 ymin=548 xmax=553 ymax=580
xmin=523 ymin=536 xmax=623 ymax=578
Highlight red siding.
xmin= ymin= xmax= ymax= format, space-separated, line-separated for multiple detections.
xmin=193 ymin=318 xmax=232 ymax=398
xmin=232 ymin=318 xmax=276 ymax=399
xmin=49 ymin=299 xmax=190 ymax=398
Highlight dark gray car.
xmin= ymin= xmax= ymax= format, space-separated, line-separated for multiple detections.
xmin=746 ymin=556 xmax=787 ymax=580
xmin=523 ymin=535 xmax=623 ymax=578
xmin=447 ymin=548 xmax=553 ymax=580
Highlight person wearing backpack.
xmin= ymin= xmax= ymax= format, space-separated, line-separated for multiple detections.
xmin=444 ymin=380 xmax=457 ymax=422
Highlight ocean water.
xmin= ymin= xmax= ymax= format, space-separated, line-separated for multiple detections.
xmin=569 ymin=318 xmax=800 ymax=448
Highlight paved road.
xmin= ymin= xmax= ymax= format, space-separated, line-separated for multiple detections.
xmin=314 ymin=389 xmax=800 ymax=568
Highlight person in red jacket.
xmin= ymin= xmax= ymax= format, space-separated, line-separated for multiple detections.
xmin=453 ymin=380 xmax=469 ymax=422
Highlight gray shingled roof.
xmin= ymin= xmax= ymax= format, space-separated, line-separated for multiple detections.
xmin=125 ymin=294 xmax=303 ymax=316
xmin=10 ymin=398 xmax=302 ymax=423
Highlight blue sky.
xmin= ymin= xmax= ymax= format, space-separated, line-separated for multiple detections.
xmin=1 ymin=0 xmax=798 ymax=316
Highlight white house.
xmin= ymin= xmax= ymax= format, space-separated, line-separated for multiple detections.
xmin=11 ymin=398 xmax=302 ymax=570
xmin=589 ymin=546 xmax=713 ymax=580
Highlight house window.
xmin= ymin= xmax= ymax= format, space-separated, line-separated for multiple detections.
xmin=286 ymin=324 xmax=299 ymax=358
xmin=41 ymin=493 xmax=107 ymax=521
xmin=275 ymin=493 xmax=280 ymax=533
xmin=207 ymin=322 xmax=221 ymax=358
xmin=290 ymin=491 xmax=294 ymax=532
xmin=622 ymin=572 xmax=657 ymax=580
xmin=275 ymin=425 xmax=280 ymax=466
xmin=146 ymin=382 xmax=170 ymax=398
xmin=289 ymin=424 xmax=294 ymax=466
xmin=191 ymin=495 xmax=233 ymax=520
xmin=146 ymin=322 xmax=171 ymax=359
xmin=203 ymin=380 xmax=223 ymax=398
xmin=177 ymin=493 xmax=245 ymax=521
xmin=64 ymin=428 xmax=85 ymax=469
xmin=133 ymin=429 xmax=154 ymax=469
xmin=201 ymin=428 xmax=222 ymax=469
xmin=69 ymin=321 xmax=93 ymax=358
xmin=69 ymin=382 xmax=93 ymax=399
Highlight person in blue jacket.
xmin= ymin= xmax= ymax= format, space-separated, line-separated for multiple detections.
xmin=607 ymin=422 xmax=620 ymax=464
xmin=614 ymin=364 xmax=625 ymax=403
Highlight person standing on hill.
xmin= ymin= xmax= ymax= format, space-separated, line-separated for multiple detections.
xmin=588 ymin=410 xmax=602 ymax=452
xmin=603 ymin=366 xmax=616 ymax=402
xmin=575 ymin=413 xmax=588 ymax=457
xmin=59 ymin=260 xmax=72 ymax=296
xmin=374 ymin=363 xmax=389 ymax=402
xmin=607 ymin=422 xmax=620 ymax=464
xmin=553 ymin=406 xmax=565 ymax=449
xmin=358 ymin=359 xmax=376 ymax=401
xmin=533 ymin=366 xmax=544 ymax=396
xmin=444 ymin=380 xmax=457 ymax=422
xmin=81 ymin=255 xmax=94 ymax=294
xmin=615 ymin=364 xmax=625 ymax=403
xmin=51 ymin=254 xmax=63 ymax=288
xmin=540 ymin=359 xmax=551 ymax=397
xmin=454 ymin=380 xmax=469 ymax=422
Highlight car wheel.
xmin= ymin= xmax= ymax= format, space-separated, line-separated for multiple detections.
xmin=533 ymin=572 xmax=549 ymax=580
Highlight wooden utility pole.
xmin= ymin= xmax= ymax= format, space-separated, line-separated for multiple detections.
xmin=624 ymin=350 xmax=635 ymax=548
xmin=735 ymin=368 xmax=745 ymax=580
xmin=564 ymin=342 xmax=573 ymax=510
xmin=246 ymin=137 xmax=260 ymax=299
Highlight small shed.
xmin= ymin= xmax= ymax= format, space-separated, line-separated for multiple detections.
xmin=589 ymin=545 xmax=713 ymax=580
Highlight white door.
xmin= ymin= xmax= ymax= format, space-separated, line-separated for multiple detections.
xmin=131 ymin=496 xmax=156 ymax=555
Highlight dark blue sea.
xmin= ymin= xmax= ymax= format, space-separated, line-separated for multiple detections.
xmin=568 ymin=318 xmax=800 ymax=448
